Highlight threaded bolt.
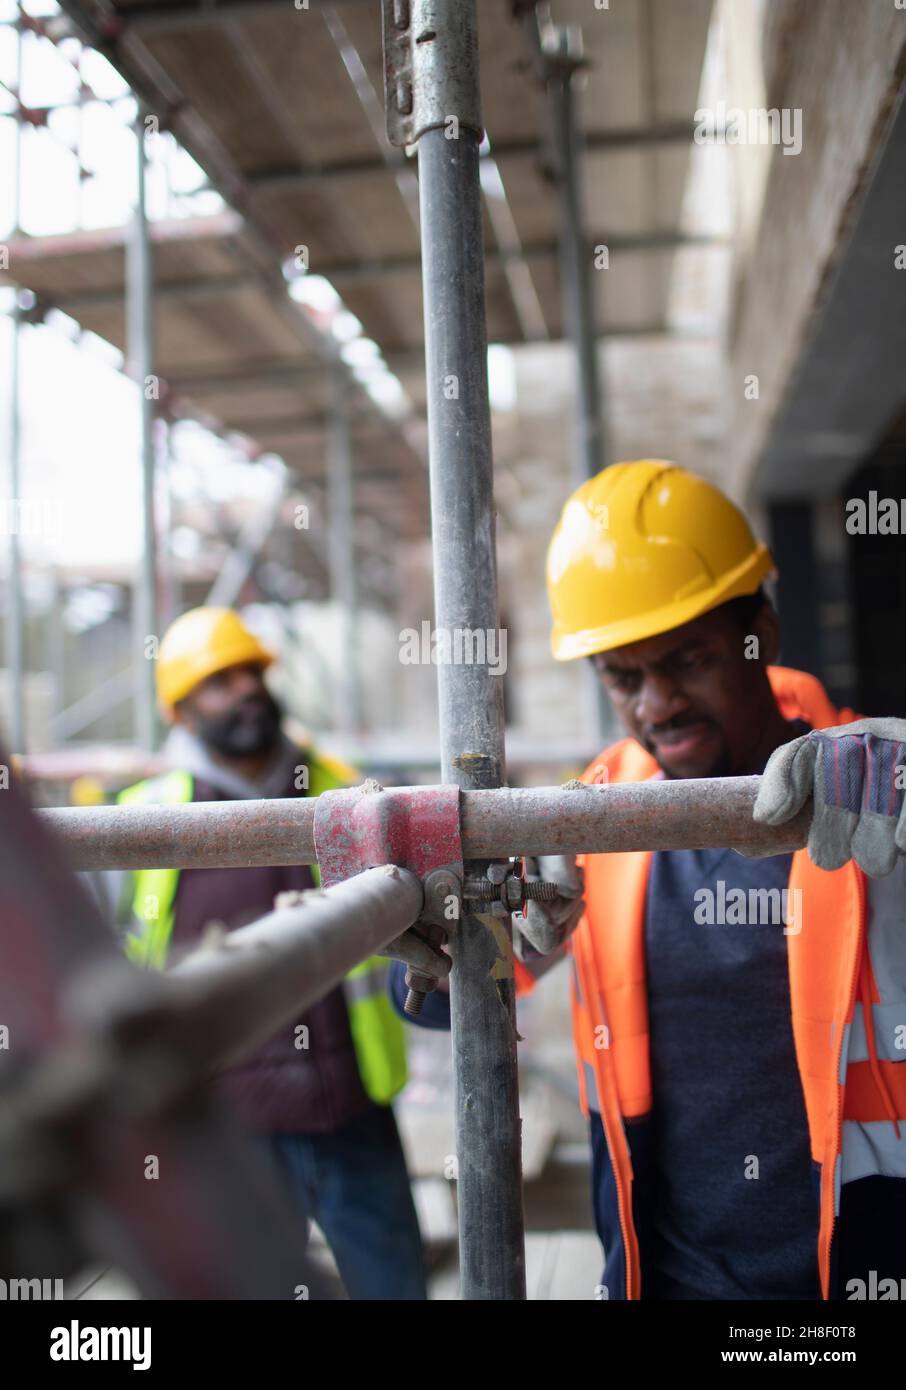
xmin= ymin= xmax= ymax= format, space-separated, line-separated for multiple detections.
xmin=463 ymin=875 xmax=562 ymax=908
xmin=404 ymin=986 xmax=427 ymax=1017
xmin=463 ymin=875 xmax=504 ymax=901
xmin=404 ymin=968 xmax=436 ymax=1017
xmin=524 ymin=880 xmax=561 ymax=902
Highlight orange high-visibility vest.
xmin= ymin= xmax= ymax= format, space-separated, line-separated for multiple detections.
xmin=554 ymin=666 xmax=904 ymax=1300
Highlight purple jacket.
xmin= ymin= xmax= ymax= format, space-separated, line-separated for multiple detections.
xmin=167 ymin=755 xmax=372 ymax=1136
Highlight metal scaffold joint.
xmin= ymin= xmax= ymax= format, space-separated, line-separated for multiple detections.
xmin=381 ymin=0 xmax=484 ymax=148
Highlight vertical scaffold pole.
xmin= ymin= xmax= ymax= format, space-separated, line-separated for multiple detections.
xmin=383 ymin=0 xmax=526 ymax=1299
xmin=6 ymin=307 xmax=25 ymax=756
xmin=528 ymin=19 xmax=610 ymax=737
xmin=127 ymin=109 xmax=158 ymax=751
xmin=327 ymin=364 xmax=360 ymax=736
xmin=5 ymin=6 xmax=26 ymax=753
xmin=546 ymin=26 xmax=607 ymax=483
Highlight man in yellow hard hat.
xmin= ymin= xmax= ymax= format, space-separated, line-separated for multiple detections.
xmin=396 ymin=460 xmax=906 ymax=1303
xmin=117 ymin=606 xmax=438 ymax=1299
xmin=543 ymin=460 xmax=906 ymax=1302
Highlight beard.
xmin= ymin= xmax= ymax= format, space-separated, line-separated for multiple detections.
xmin=195 ymin=690 xmax=283 ymax=758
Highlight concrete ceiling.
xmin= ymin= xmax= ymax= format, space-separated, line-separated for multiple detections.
xmin=5 ymin=0 xmax=717 ymax=543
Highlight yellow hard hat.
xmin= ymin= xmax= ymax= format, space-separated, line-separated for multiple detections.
xmin=156 ymin=607 xmax=274 ymax=714
xmin=546 ymin=460 xmax=774 ymax=660
xmin=70 ymin=774 xmax=106 ymax=807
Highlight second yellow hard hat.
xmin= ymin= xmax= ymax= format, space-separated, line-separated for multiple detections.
xmin=546 ymin=460 xmax=774 ymax=661
xmin=156 ymin=607 xmax=274 ymax=714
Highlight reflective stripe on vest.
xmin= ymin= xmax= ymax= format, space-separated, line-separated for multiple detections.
xmin=570 ymin=666 xmax=880 ymax=1301
xmin=117 ymin=754 xmax=407 ymax=1105
xmin=118 ymin=769 xmax=193 ymax=970
xmin=344 ymin=959 xmax=408 ymax=1107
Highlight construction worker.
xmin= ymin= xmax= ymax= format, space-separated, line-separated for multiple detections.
xmin=391 ymin=460 xmax=906 ymax=1301
xmin=118 ymin=606 xmax=433 ymax=1300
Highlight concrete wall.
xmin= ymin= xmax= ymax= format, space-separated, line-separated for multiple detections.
xmin=728 ymin=0 xmax=906 ymax=502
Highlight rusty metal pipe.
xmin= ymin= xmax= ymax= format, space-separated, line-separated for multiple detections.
xmin=410 ymin=0 xmax=525 ymax=1299
xmin=153 ymin=864 xmax=424 ymax=1082
xmin=44 ymin=796 xmax=317 ymax=870
xmin=459 ymin=777 xmax=812 ymax=859
xmin=45 ymin=866 xmax=424 ymax=1121
xmin=42 ymin=776 xmax=810 ymax=871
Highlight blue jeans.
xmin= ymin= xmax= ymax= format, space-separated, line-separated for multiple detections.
xmin=265 ymin=1104 xmax=427 ymax=1300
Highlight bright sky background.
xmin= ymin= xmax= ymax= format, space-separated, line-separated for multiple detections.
xmin=0 ymin=0 xmax=456 ymax=578
xmin=0 ymin=0 xmax=279 ymax=573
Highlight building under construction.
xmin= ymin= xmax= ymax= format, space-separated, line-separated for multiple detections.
xmin=1 ymin=0 xmax=906 ymax=1343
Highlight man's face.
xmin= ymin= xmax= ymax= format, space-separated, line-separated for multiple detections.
xmin=174 ymin=662 xmax=282 ymax=759
xmin=591 ymin=603 xmax=779 ymax=779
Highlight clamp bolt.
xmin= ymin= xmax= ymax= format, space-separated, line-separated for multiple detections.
xmin=463 ymin=873 xmax=560 ymax=912
xmin=404 ymin=968 xmax=437 ymax=1017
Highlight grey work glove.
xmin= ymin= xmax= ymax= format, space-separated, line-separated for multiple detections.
xmin=752 ymin=719 xmax=906 ymax=877
xmin=516 ymin=854 xmax=585 ymax=955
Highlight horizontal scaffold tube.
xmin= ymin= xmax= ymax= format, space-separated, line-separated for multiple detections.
xmin=62 ymin=866 xmax=425 ymax=1112
xmin=42 ymin=777 xmax=812 ymax=871
xmin=165 ymin=865 xmax=424 ymax=1078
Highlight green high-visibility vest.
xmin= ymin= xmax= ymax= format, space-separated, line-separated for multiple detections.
xmin=117 ymin=751 xmax=407 ymax=1106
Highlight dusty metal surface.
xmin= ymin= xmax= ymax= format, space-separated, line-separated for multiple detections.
xmin=313 ymin=779 xmax=463 ymax=1012
xmin=313 ymin=782 xmax=462 ymax=884
xmin=458 ymin=777 xmax=814 ymax=859
xmin=42 ymin=776 xmax=813 ymax=870
xmin=162 ymin=864 xmax=425 ymax=1071
xmin=411 ymin=0 xmax=524 ymax=1299
xmin=382 ymin=0 xmax=484 ymax=147
xmin=44 ymin=794 xmax=319 ymax=869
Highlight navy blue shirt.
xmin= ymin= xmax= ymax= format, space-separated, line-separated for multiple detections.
xmin=642 ymin=839 xmax=819 ymax=1299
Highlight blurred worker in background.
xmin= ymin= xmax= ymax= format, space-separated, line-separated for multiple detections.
xmin=117 ymin=606 xmax=428 ymax=1300
xmin=392 ymin=460 xmax=906 ymax=1302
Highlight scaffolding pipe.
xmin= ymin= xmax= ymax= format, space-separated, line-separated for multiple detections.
xmin=127 ymin=110 xmax=159 ymax=752
xmin=45 ymin=566 xmax=65 ymax=721
xmin=545 ymin=26 xmax=607 ymax=482
xmin=12 ymin=867 xmax=422 ymax=1125
xmin=327 ymin=366 xmax=361 ymax=735
xmin=123 ymin=0 xmax=373 ymax=36
xmin=5 ymin=8 xmax=25 ymax=754
xmin=83 ymin=865 xmax=424 ymax=1113
xmin=160 ymin=419 xmax=181 ymax=628
xmin=407 ymin=0 xmax=526 ymax=1301
xmin=0 ymin=857 xmax=421 ymax=1303
xmin=530 ymin=18 xmax=611 ymax=739
xmin=5 ymin=297 xmax=25 ymax=756
xmin=205 ymin=459 xmax=286 ymax=610
xmin=42 ymin=776 xmax=812 ymax=871
xmin=50 ymin=665 xmax=134 ymax=742
xmin=168 ymin=865 xmax=422 ymax=1072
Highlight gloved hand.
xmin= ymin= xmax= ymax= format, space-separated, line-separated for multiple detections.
xmin=752 ymin=719 xmax=906 ymax=877
xmin=516 ymin=854 xmax=585 ymax=955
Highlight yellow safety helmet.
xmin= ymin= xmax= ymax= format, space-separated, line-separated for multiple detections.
xmin=156 ymin=607 xmax=274 ymax=715
xmin=546 ymin=460 xmax=774 ymax=660
xmin=70 ymin=774 xmax=107 ymax=807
